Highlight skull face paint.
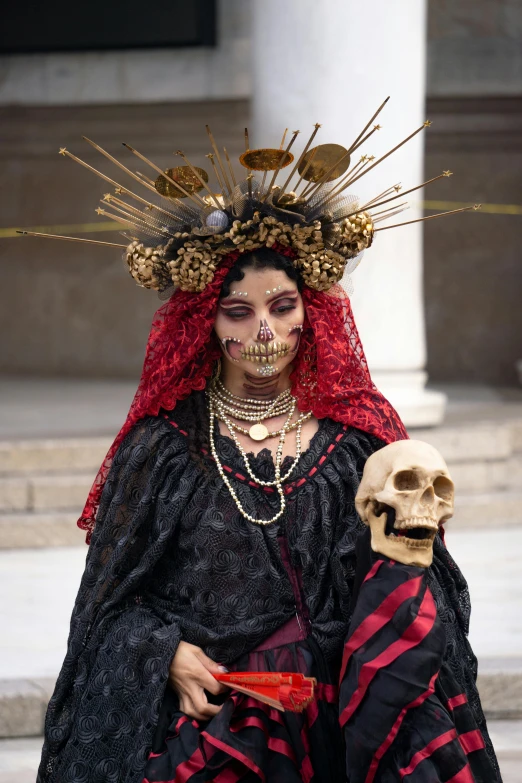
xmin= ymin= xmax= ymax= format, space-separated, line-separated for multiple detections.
xmin=288 ymin=324 xmax=303 ymax=354
xmin=221 ymin=337 xmax=243 ymax=363
xmin=257 ymin=319 xmax=275 ymax=342
xmin=355 ymin=440 xmax=455 ymax=568
xmin=214 ymin=266 xmax=306 ymax=390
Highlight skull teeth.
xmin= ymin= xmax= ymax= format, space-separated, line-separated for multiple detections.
xmin=387 ymin=516 xmax=438 ymax=549
xmin=241 ymin=342 xmax=290 ymax=363
xmin=387 ymin=532 xmax=435 ymax=548
xmin=394 ymin=517 xmax=438 ymax=531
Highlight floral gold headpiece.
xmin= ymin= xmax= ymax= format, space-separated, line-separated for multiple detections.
xmin=19 ymin=98 xmax=480 ymax=295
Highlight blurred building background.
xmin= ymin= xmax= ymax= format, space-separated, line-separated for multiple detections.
xmin=0 ymin=3 xmax=522 ymax=779
xmin=0 ymin=0 xmax=520 ymax=390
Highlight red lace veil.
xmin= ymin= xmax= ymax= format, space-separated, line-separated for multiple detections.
xmin=79 ymin=245 xmax=407 ymax=542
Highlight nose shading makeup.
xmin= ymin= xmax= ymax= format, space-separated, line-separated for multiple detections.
xmin=257 ymin=320 xmax=275 ymax=342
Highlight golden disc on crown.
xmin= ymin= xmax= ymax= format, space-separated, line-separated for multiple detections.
xmin=155 ymin=165 xmax=209 ymax=199
xmin=249 ymin=423 xmax=270 ymax=441
xmin=239 ymin=148 xmax=295 ymax=171
xmin=298 ymin=143 xmax=350 ymax=183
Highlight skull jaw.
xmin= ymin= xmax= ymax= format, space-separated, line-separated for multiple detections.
xmin=368 ymin=508 xmax=435 ymax=569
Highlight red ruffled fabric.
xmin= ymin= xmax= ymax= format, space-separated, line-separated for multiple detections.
xmin=79 ymin=244 xmax=407 ymax=543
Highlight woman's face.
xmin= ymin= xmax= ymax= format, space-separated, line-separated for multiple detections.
xmin=214 ymin=266 xmax=305 ymax=396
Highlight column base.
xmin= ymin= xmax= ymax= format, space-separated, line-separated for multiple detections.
xmin=371 ymin=371 xmax=447 ymax=429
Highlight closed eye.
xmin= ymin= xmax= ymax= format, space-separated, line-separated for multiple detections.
xmin=271 ymin=297 xmax=298 ymax=314
xmin=220 ymin=307 xmax=252 ymax=320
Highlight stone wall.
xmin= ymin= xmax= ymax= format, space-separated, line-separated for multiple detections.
xmin=428 ymin=0 xmax=522 ymax=96
xmin=0 ymin=0 xmax=251 ymax=105
xmin=424 ymin=1 xmax=522 ymax=385
xmin=0 ymin=101 xmax=249 ymax=377
xmin=0 ymin=0 xmax=520 ymax=384
xmin=424 ymin=96 xmax=522 ymax=385
xmin=1 ymin=94 xmax=520 ymax=384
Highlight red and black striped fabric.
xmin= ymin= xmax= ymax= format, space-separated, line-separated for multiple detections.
xmin=143 ymin=639 xmax=346 ymax=782
xmin=339 ymin=557 xmax=500 ymax=782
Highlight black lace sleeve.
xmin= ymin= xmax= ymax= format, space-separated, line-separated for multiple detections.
xmin=38 ymin=416 xmax=192 ymax=783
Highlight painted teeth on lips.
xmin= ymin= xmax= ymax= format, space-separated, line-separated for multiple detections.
xmin=240 ymin=341 xmax=290 ymax=364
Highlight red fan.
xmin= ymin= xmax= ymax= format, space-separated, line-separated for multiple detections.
xmin=214 ymin=671 xmax=316 ymax=712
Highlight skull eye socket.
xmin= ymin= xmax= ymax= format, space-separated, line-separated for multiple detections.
xmin=433 ymin=476 xmax=454 ymax=501
xmin=393 ymin=470 xmax=421 ymax=491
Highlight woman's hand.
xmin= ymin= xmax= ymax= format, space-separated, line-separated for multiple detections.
xmin=168 ymin=641 xmax=228 ymax=721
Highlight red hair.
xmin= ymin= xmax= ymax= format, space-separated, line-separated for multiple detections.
xmin=79 ymin=245 xmax=407 ymax=542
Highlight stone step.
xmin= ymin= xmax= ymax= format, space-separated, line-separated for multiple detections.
xmin=477 ymin=659 xmax=522 ymax=720
xmin=1 ymin=726 xmax=521 ymax=783
xmin=0 ymin=418 xmax=520 ymax=476
xmin=0 ymin=438 xmax=110 ymax=475
xmin=0 ymin=450 xmax=521 ymax=514
xmin=0 ymin=457 xmax=520 ymax=516
xmin=0 ymin=679 xmax=54 ymax=740
xmin=415 ymin=421 xmax=515 ymax=463
xmin=0 ymin=418 xmax=520 ymax=548
xmin=0 ymin=473 xmax=95 ymax=513
xmin=1 ymin=491 xmax=521 ymax=550
xmin=0 ymin=512 xmax=85 ymax=548
xmin=0 ymin=664 xmax=520 ymax=740
xmin=450 ymin=454 xmax=522 ymax=493
xmin=454 ymin=490 xmax=522 ymax=528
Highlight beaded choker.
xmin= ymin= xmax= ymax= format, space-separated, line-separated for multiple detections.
xmin=213 ymin=379 xmax=296 ymax=441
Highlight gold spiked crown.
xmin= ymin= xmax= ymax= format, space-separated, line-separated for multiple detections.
xmin=20 ymin=99 xmax=481 ymax=295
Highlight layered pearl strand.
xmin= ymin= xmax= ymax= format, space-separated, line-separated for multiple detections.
xmin=212 ymin=380 xmax=307 ymax=440
xmin=207 ymin=381 xmax=312 ymax=526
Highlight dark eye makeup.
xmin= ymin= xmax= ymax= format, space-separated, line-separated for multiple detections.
xmin=220 ymin=294 xmax=298 ymax=320
xmin=221 ymin=309 xmax=251 ymax=319
xmin=221 ymin=304 xmax=297 ymax=320
xmin=272 ymin=297 xmax=298 ymax=313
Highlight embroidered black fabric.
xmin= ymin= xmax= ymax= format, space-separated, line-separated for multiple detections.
xmin=38 ymin=390 xmax=499 ymax=782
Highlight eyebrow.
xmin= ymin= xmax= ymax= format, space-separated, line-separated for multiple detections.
xmin=220 ymin=289 xmax=298 ymax=308
xmin=219 ymin=298 xmax=252 ymax=307
xmin=267 ymin=289 xmax=298 ymax=304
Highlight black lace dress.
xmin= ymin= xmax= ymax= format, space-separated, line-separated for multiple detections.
xmin=37 ymin=391 xmax=499 ymax=783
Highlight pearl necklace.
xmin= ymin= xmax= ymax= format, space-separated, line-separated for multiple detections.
xmin=212 ymin=387 xmax=311 ymax=441
xmin=213 ymin=380 xmax=295 ymax=441
xmin=214 ymin=409 xmax=310 ymax=439
xmin=207 ymin=385 xmax=310 ymax=526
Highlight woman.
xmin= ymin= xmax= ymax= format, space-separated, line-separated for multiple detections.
xmin=34 ymin=120 xmax=499 ymax=782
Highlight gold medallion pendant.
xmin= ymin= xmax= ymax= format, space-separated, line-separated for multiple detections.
xmin=249 ymin=423 xmax=270 ymax=441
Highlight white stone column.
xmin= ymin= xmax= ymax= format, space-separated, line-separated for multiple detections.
xmin=252 ymin=0 xmax=446 ymax=427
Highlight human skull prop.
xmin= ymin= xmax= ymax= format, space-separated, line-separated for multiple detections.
xmin=355 ymin=440 xmax=454 ymax=568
